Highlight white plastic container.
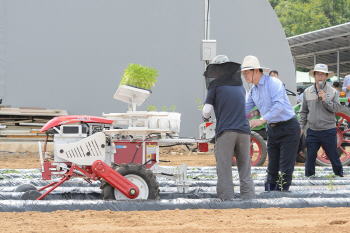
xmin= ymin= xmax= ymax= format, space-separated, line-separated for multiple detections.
xmin=148 ymin=116 xmax=159 ymax=129
xmin=158 ymin=117 xmax=170 ymax=131
xmin=168 ymin=112 xmax=181 ymax=133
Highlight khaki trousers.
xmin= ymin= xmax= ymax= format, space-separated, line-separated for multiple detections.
xmin=215 ymin=131 xmax=256 ymax=200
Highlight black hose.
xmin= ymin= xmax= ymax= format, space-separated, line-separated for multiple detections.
xmin=131 ymin=136 xmax=150 ymax=163
xmin=159 ymin=143 xmax=193 ymax=148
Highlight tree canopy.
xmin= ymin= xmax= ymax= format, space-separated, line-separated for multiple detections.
xmin=269 ymin=0 xmax=350 ymax=37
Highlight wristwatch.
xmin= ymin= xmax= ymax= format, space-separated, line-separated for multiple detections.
xmin=259 ymin=117 xmax=265 ymax=123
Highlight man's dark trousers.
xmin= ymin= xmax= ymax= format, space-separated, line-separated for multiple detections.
xmin=266 ymin=117 xmax=300 ymax=186
xmin=305 ymin=128 xmax=343 ymax=177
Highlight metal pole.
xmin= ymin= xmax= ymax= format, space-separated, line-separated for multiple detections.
xmin=204 ymin=0 xmax=210 ymax=41
xmin=337 ymin=49 xmax=340 ymax=82
xmin=204 ymin=0 xmax=210 ymax=99
xmin=314 ymin=53 xmax=317 ymax=66
xmin=293 ymin=57 xmax=297 ymax=84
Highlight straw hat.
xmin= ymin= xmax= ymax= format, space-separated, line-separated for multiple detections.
xmin=241 ymin=55 xmax=271 ymax=72
xmin=309 ymin=64 xmax=334 ymax=78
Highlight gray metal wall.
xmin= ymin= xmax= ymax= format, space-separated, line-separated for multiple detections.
xmin=0 ymin=0 xmax=296 ymax=137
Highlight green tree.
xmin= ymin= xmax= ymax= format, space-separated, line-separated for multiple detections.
xmin=269 ymin=0 xmax=350 ymax=37
xmin=269 ymin=0 xmax=282 ymax=9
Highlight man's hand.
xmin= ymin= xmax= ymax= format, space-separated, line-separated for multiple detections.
xmin=300 ymin=129 xmax=304 ymax=138
xmin=250 ymin=119 xmax=264 ymax=129
xmin=202 ymin=115 xmax=210 ymax=122
xmin=318 ymin=90 xmax=326 ymax=101
xmin=346 ymin=84 xmax=350 ymax=90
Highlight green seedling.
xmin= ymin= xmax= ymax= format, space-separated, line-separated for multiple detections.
xmin=169 ymin=105 xmax=176 ymax=112
xmin=146 ymin=105 xmax=157 ymax=111
xmin=326 ymin=173 xmax=336 ymax=191
xmin=161 ymin=106 xmax=168 ymax=111
xmin=278 ymin=172 xmax=287 ymax=191
xmin=196 ymin=99 xmax=203 ymax=111
xmin=119 ymin=63 xmax=159 ymax=90
xmin=0 ymin=169 xmax=20 ymax=174
xmin=297 ymin=168 xmax=302 ymax=171
xmin=22 ymin=175 xmax=33 ymax=179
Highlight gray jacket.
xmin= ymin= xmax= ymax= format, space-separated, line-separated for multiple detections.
xmin=299 ymin=84 xmax=340 ymax=131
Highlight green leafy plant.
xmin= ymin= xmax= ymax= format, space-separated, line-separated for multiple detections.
xmin=169 ymin=105 xmax=176 ymax=112
xmin=278 ymin=172 xmax=287 ymax=191
xmin=196 ymin=99 xmax=203 ymax=111
xmin=161 ymin=105 xmax=168 ymax=111
xmin=146 ymin=105 xmax=157 ymax=111
xmin=119 ymin=63 xmax=159 ymax=90
xmin=326 ymin=173 xmax=336 ymax=191
xmin=0 ymin=169 xmax=20 ymax=174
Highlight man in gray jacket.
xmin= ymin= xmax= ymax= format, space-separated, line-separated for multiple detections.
xmin=299 ymin=64 xmax=343 ymax=177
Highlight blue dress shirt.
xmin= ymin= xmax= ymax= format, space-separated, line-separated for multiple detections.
xmin=246 ymin=74 xmax=295 ymax=124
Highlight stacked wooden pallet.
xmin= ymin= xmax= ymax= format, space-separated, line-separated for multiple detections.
xmin=0 ymin=106 xmax=68 ymax=141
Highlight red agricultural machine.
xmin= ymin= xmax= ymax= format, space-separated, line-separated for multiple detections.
xmin=19 ymin=84 xmax=267 ymax=201
xmin=19 ymin=85 xmax=210 ymax=200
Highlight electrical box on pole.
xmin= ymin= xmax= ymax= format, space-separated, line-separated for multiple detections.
xmin=201 ymin=40 xmax=216 ymax=61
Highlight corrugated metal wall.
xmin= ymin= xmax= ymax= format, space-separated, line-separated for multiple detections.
xmin=0 ymin=0 xmax=296 ymax=137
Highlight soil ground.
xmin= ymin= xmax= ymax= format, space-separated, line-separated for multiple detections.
xmin=0 ymin=147 xmax=346 ymax=233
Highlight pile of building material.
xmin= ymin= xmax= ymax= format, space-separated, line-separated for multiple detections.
xmin=0 ymin=106 xmax=68 ymax=141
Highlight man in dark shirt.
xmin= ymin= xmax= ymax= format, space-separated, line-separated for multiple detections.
xmin=202 ymin=55 xmax=255 ymax=200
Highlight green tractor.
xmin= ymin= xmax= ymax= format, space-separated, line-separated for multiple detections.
xmin=246 ymin=96 xmax=350 ymax=166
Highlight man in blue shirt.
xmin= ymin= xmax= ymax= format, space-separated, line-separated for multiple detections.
xmin=202 ymin=55 xmax=255 ymax=200
xmin=242 ymin=55 xmax=300 ymax=191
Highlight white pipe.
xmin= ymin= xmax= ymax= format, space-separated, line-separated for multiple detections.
xmin=38 ymin=141 xmax=44 ymax=172
xmin=153 ymin=138 xmax=209 ymax=143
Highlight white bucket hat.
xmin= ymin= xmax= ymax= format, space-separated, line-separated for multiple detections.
xmin=309 ymin=64 xmax=334 ymax=78
xmin=210 ymin=55 xmax=232 ymax=65
xmin=241 ymin=55 xmax=271 ymax=72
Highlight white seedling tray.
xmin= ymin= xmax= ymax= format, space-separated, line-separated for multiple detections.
xmin=113 ymin=85 xmax=151 ymax=106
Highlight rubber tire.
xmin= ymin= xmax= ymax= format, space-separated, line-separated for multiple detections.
xmin=231 ymin=131 xmax=267 ymax=167
xmin=14 ymin=184 xmax=37 ymax=192
xmin=20 ymin=190 xmax=42 ymax=200
xmin=101 ymin=163 xmax=159 ymax=200
xmin=315 ymin=147 xmax=347 ymax=166
xmin=296 ymin=148 xmax=307 ymax=163
xmin=297 ymin=144 xmax=345 ymax=164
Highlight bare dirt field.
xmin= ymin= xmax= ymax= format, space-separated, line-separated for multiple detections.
xmin=1 ymin=147 xmax=346 ymax=233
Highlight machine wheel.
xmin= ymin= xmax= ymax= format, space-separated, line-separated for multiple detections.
xmin=20 ymin=190 xmax=42 ymax=200
xmin=101 ymin=163 xmax=159 ymax=200
xmin=299 ymin=147 xmax=343 ymax=164
xmin=296 ymin=148 xmax=307 ymax=163
xmin=309 ymin=105 xmax=350 ymax=166
xmin=232 ymin=131 xmax=267 ymax=166
xmin=14 ymin=184 xmax=37 ymax=192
